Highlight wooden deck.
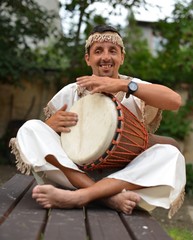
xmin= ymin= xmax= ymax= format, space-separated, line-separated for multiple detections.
xmin=0 ymin=174 xmax=172 ymax=240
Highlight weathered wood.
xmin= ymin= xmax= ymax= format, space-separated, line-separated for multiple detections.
xmin=0 ymin=174 xmax=172 ymax=240
xmin=120 ymin=210 xmax=172 ymax=240
xmin=86 ymin=207 xmax=133 ymax=240
xmin=0 ymin=182 xmax=47 ymax=240
xmin=44 ymin=208 xmax=87 ymax=240
xmin=0 ymin=174 xmax=34 ymax=224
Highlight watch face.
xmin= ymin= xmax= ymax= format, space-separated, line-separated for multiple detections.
xmin=129 ymin=81 xmax=138 ymax=92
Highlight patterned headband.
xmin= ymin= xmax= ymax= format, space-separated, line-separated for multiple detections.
xmin=85 ymin=32 xmax=125 ymax=54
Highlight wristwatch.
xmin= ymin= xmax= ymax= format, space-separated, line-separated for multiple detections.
xmin=126 ymin=81 xmax=138 ymax=98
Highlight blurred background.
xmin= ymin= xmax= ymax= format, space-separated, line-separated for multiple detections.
xmin=0 ymin=0 xmax=193 ymax=238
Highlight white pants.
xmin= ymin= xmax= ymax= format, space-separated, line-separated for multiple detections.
xmin=10 ymin=119 xmax=186 ymax=218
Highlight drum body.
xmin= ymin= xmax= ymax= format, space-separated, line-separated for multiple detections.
xmin=61 ymin=93 xmax=148 ymax=170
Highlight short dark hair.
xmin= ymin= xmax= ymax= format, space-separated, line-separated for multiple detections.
xmin=89 ymin=25 xmax=121 ymax=37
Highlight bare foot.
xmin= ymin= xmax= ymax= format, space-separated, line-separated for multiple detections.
xmin=32 ymin=185 xmax=86 ymax=209
xmin=103 ymin=190 xmax=141 ymax=214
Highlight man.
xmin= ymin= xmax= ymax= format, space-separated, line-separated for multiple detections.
xmin=10 ymin=25 xmax=186 ymax=218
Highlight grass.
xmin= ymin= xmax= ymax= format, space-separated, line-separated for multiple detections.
xmin=167 ymin=227 xmax=193 ymax=240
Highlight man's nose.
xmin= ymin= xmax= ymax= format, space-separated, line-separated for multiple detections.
xmin=101 ymin=50 xmax=111 ymax=60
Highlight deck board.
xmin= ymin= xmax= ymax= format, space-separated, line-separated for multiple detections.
xmin=0 ymin=183 xmax=47 ymax=240
xmin=120 ymin=210 xmax=172 ymax=240
xmin=0 ymin=174 xmax=34 ymax=224
xmin=86 ymin=207 xmax=133 ymax=240
xmin=44 ymin=208 xmax=87 ymax=240
xmin=0 ymin=174 xmax=172 ymax=240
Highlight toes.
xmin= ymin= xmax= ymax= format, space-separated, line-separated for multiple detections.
xmin=35 ymin=198 xmax=52 ymax=208
xmin=122 ymin=206 xmax=132 ymax=215
xmin=121 ymin=197 xmax=139 ymax=215
xmin=33 ymin=185 xmax=54 ymax=194
xmin=127 ymin=200 xmax=137 ymax=208
xmin=32 ymin=185 xmax=40 ymax=194
xmin=134 ymin=195 xmax=141 ymax=203
xmin=32 ymin=192 xmax=45 ymax=199
xmin=124 ymin=191 xmax=141 ymax=203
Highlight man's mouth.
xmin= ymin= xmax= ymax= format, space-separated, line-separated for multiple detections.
xmin=99 ymin=63 xmax=113 ymax=69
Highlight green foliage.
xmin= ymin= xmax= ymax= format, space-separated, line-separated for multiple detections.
xmin=0 ymin=0 xmax=59 ymax=86
xmin=1 ymin=0 xmax=193 ymax=90
xmin=151 ymin=1 xmax=193 ymax=87
xmin=33 ymin=40 xmax=70 ymax=71
xmin=185 ymin=163 xmax=193 ymax=196
xmin=157 ymin=102 xmax=192 ymax=140
xmin=167 ymin=227 xmax=193 ymax=240
xmin=120 ymin=14 xmax=155 ymax=81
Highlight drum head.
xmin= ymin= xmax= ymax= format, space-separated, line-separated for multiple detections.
xmin=61 ymin=93 xmax=118 ymax=166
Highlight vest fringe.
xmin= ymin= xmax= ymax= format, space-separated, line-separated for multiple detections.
xmin=43 ymin=105 xmax=53 ymax=120
xmin=9 ymin=138 xmax=31 ymax=175
xmin=168 ymin=187 xmax=185 ymax=219
xmin=141 ymin=101 xmax=162 ymax=134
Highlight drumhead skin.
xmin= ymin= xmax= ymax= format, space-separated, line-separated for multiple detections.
xmin=61 ymin=93 xmax=118 ymax=166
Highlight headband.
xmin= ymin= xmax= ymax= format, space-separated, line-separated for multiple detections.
xmin=85 ymin=31 xmax=125 ymax=54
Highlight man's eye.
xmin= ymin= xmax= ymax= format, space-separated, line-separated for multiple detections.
xmin=111 ymin=49 xmax=117 ymax=54
xmin=95 ymin=50 xmax=101 ymax=54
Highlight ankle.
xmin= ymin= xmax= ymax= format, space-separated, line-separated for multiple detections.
xmin=75 ymin=188 xmax=90 ymax=207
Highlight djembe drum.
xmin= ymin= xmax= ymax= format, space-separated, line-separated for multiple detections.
xmin=61 ymin=93 xmax=148 ymax=170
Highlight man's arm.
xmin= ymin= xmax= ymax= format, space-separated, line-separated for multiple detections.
xmin=76 ymin=75 xmax=182 ymax=111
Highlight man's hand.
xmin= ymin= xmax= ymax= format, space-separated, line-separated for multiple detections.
xmin=76 ymin=75 xmax=127 ymax=94
xmin=45 ymin=104 xmax=78 ymax=133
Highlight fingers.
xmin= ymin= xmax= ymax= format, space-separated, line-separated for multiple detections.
xmin=51 ymin=119 xmax=77 ymax=134
xmin=57 ymin=104 xmax=79 ymax=125
xmin=45 ymin=105 xmax=78 ymax=133
xmin=76 ymin=75 xmax=120 ymax=94
xmin=59 ymin=103 xmax=68 ymax=111
xmin=57 ymin=114 xmax=78 ymax=133
xmin=76 ymin=76 xmax=96 ymax=90
xmin=55 ymin=113 xmax=78 ymax=125
xmin=77 ymin=76 xmax=106 ymax=94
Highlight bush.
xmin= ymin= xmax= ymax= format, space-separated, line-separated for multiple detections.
xmin=167 ymin=227 xmax=193 ymax=240
xmin=157 ymin=102 xmax=192 ymax=141
xmin=186 ymin=163 xmax=193 ymax=196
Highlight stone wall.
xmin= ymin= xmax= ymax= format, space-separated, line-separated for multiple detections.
xmin=0 ymin=80 xmax=57 ymax=138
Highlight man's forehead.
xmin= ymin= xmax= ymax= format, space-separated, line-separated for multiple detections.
xmin=90 ymin=41 xmax=121 ymax=50
xmin=85 ymin=32 xmax=125 ymax=54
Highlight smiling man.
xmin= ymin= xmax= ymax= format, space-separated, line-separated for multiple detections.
xmin=10 ymin=25 xmax=186 ymax=218
xmin=84 ymin=27 xmax=125 ymax=78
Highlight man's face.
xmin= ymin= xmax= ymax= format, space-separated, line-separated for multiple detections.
xmin=85 ymin=42 xmax=124 ymax=78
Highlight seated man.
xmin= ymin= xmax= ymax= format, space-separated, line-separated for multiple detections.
xmin=10 ymin=25 xmax=186 ymax=218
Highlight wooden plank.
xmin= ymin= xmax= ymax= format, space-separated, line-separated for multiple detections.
xmin=44 ymin=208 xmax=87 ymax=240
xmin=0 ymin=175 xmax=172 ymax=240
xmin=0 ymin=174 xmax=34 ymax=224
xmin=0 ymin=181 xmax=47 ymax=240
xmin=86 ymin=207 xmax=133 ymax=240
xmin=120 ymin=209 xmax=172 ymax=240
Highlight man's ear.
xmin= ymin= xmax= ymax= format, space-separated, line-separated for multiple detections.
xmin=85 ymin=54 xmax=90 ymax=66
xmin=121 ymin=53 xmax=125 ymax=65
